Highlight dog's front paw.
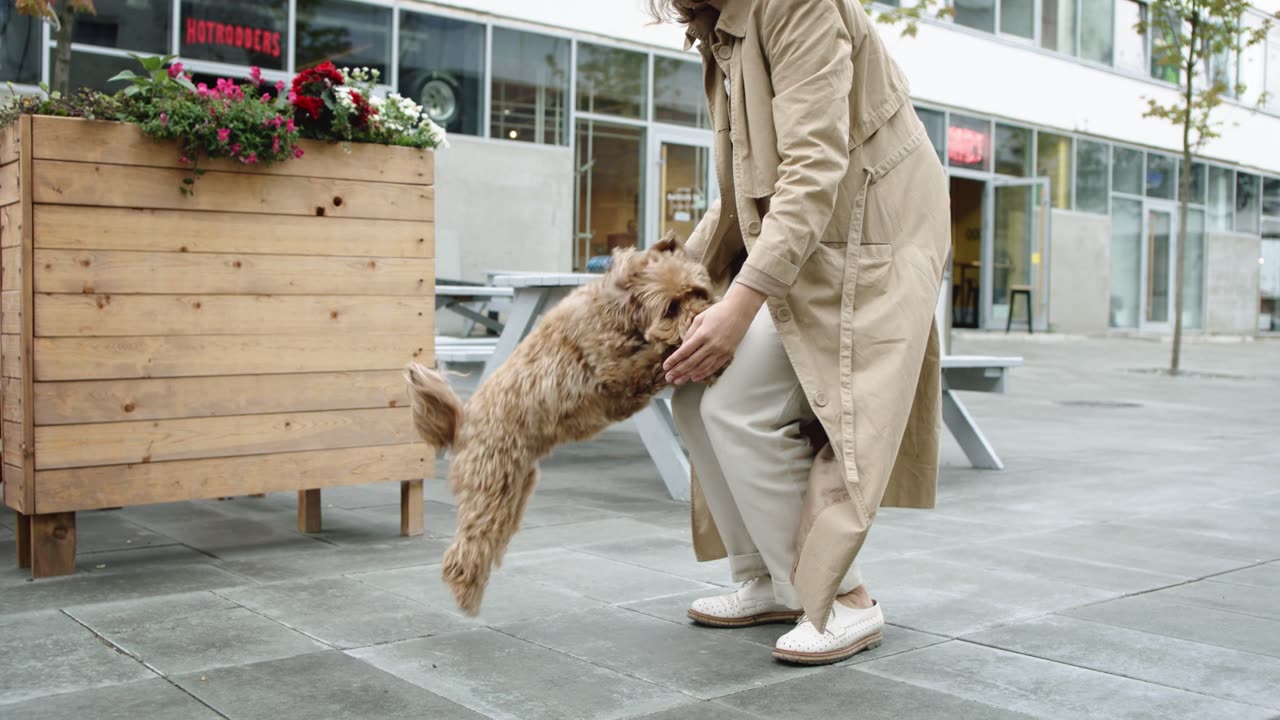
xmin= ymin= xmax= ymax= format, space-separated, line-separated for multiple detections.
xmin=442 ymin=541 xmax=490 ymax=616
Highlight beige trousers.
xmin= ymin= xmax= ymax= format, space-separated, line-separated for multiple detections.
xmin=672 ymin=306 xmax=862 ymax=609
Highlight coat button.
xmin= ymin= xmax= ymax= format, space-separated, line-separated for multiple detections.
xmin=814 ymin=392 xmax=828 ymax=408
xmin=716 ymin=45 xmax=732 ymax=60
xmin=746 ymin=220 xmax=761 ymax=235
xmin=776 ymin=307 xmax=793 ymax=322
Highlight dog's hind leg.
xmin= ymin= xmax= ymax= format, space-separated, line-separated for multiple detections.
xmin=441 ymin=465 xmax=537 ymax=615
xmin=492 ymin=468 xmax=538 ymax=568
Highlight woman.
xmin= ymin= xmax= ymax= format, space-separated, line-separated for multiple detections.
xmin=653 ymin=0 xmax=949 ymax=665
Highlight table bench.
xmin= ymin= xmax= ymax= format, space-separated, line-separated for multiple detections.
xmin=940 ymin=355 xmax=1023 ymax=470
xmin=436 ymin=284 xmax=513 ymax=336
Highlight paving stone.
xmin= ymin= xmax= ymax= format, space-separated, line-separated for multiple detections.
xmin=1147 ymin=579 xmax=1280 ymax=621
xmin=351 ymin=562 xmax=607 ymax=625
xmin=1213 ymin=562 xmax=1280 ymax=589
xmin=215 ymin=537 xmax=449 ymax=583
xmin=974 ymin=527 xmax=1253 ymax=579
xmin=1063 ymin=594 xmax=1280 ymax=658
xmin=0 ymin=678 xmax=220 ymax=720
xmin=218 ymin=576 xmax=468 ymax=649
xmin=920 ymin=542 xmax=1186 ymax=594
xmin=175 ymin=650 xmax=484 ymax=719
xmin=349 ymin=628 xmax=687 ymax=720
xmin=502 ymin=548 xmax=710 ymax=604
xmin=574 ymin=534 xmax=732 ymax=584
xmin=120 ymin=514 xmax=332 ymax=560
xmin=628 ymin=701 xmax=761 ymax=720
xmin=717 ymin=664 xmax=1038 ymax=720
xmin=968 ymin=614 xmax=1280 ymax=710
xmin=501 ymin=606 xmax=819 ymax=699
xmin=504 ymin=516 xmax=683 ymax=555
xmin=0 ymin=610 xmax=153 ymax=705
xmin=857 ymin=640 xmax=1274 ymax=720
xmin=66 ymin=591 xmax=326 ymax=675
xmin=72 ymin=510 xmax=179 ymax=555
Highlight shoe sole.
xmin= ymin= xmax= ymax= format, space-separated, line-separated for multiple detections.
xmin=772 ymin=631 xmax=884 ymax=665
xmin=686 ymin=608 xmax=804 ymax=628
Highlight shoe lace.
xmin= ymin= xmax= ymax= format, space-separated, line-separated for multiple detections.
xmin=794 ymin=611 xmax=838 ymax=636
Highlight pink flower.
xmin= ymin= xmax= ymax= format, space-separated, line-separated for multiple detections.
xmin=243 ymin=152 xmax=258 ymax=165
xmin=270 ymin=115 xmax=283 ymax=128
xmin=249 ymin=66 xmax=262 ymax=85
xmin=272 ymin=136 xmax=281 ymax=153
xmin=196 ymin=83 xmax=210 ymax=98
xmin=168 ymin=62 xmax=184 ymax=78
xmin=287 ymin=90 xmax=298 ymax=103
xmin=159 ymin=112 xmax=168 ymax=126
xmin=216 ymin=128 xmax=231 ymax=143
xmin=285 ymin=118 xmax=296 ymax=132
xmin=178 ymin=155 xmax=192 ymax=165
xmin=275 ymin=80 xmax=286 ymax=94
xmin=260 ymin=93 xmax=271 ymax=104
xmin=230 ymin=143 xmax=242 ymax=155
xmin=292 ymin=146 xmax=305 ymax=159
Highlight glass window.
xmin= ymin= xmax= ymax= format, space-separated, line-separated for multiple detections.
xmin=1114 ymin=0 xmax=1147 ymax=74
xmin=1075 ymin=139 xmax=1109 ymax=214
xmin=1264 ymin=177 xmax=1280 ymax=219
xmin=1182 ymin=208 xmax=1205 ymax=330
xmin=1182 ymin=161 xmax=1205 ymax=205
xmin=576 ymin=43 xmax=647 ymax=119
xmin=1000 ymin=0 xmax=1034 ymax=38
xmin=1237 ymin=15 xmax=1267 ymax=106
xmin=1080 ymin=0 xmax=1115 ymax=64
xmin=953 ymin=0 xmax=996 ymax=33
xmin=917 ymin=107 xmax=946 ymax=163
xmin=1041 ymin=0 xmax=1077 ymax=54
xmin=653 ymin=57 xmax=708 ymax=129
xmin=1036 ymin=131 xmax=1072 ymax=209
xmin=1145 ymin=153 xmax=1176 ymax=199
xmin=398 ymin=12 xmax=485 ymax=137
xmin=69 ymin=50 xmax=139 ymax=93
xmin=490 ymin=28 xmax=570 ymax=145
xmin=574 ymin=120 xmax=643 ymax=270
xmin=948 ymin=114 xmax=991 ymax=171
xmin=994 ymin=124 xmax=1032 ymax=177
xmin=1112 ymin=146 xmax=1143 ymax=195
xmin=295 ymin=0 xmax=392 ymax=77
xmin=73 ymin=0 xmax=171 ymax=54
xmin=1267 ymin=28 xmax=1280 ymax=112
xmin=180 ymin=0 xmax=288 ymax=71
xmin=0 ymin=9 xmax=40 ymax=84
xmin=1110 ymin=197 xmax=1142 ymax=328
xmin=1207 ymin=166 xmax=1233 ymax=231
xmin=1236 ymin=172 xmax=1261 ymax=235
xmin=1149 ymin=6 xmax=1181 ymax=83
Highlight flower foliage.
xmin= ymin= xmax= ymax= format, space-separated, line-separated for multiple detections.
xmin=289 ymin=63 xmax=448 ymax=149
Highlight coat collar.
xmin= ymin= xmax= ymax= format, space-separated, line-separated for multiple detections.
xmin=683 ymin=0 xmax=753 ymax=50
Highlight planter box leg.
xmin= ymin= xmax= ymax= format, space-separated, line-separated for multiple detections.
xmin=400 ymin=480 xmax=423 ymax=537
xmin=15 ymin=512 xmax=31 ymax=569
xmin=297 ymin=490 xmax=322 ymax=533
xmin=31 ymin=512 xmax=76 ymax=578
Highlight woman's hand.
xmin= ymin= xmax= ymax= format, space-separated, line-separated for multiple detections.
xmin=664 ymin=283 xmax=767 ymax=385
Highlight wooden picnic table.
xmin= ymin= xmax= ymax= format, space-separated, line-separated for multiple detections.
xmin=436 ymin=284 xmax=513 ymax=336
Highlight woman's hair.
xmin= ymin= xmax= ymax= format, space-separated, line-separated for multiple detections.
xmin=647 ymin=0 xmax=713 ymax=24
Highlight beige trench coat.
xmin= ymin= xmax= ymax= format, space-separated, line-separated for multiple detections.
xmin=682 ymin=0 xmax=950 ymax=630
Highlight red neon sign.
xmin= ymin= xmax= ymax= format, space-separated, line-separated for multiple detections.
xmin=948 ymin=126 xmax=987 ymax=166
xmin=185 ymin=19 xmax=282 ymax=58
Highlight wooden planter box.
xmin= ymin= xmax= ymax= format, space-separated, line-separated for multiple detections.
xmin=0 ymin=116 xmax=436 ymax=577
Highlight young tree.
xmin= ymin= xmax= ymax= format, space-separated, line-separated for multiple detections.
xmin=13 ymin=0 xmax=97 ymax=96
xmin=1139 ymin=1 xmax=1276 ymax=373
xmin=862 ymin=0 xmax=954 ymax=36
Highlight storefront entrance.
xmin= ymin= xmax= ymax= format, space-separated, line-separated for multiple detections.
xmin=646 ymin=127 xmax=715 ymax=248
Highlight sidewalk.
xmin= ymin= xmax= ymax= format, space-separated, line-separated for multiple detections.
xmin=1 ymin=335 xmax=1277 ymax=719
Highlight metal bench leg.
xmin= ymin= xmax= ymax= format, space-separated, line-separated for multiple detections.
xmin=941 ymin=387 xmax=1004 ymax=470
xmin=633 ymin=399 xmax=691 ymax=502
xmin=482 ymin=288 xmax=566 ymax=380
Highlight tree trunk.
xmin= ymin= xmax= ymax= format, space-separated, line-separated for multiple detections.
xmin=50 ymin=6 xmax=75 ymax=97
xmin=1171 ymin=20 xmax=1197 ymax=376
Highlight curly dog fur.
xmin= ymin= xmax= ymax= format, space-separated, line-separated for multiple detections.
xmin=406 ymin=234 xmax=718 ymax=615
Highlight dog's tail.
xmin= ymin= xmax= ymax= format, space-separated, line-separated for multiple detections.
xmin=404 ymin=362 xmax=465 ymax=450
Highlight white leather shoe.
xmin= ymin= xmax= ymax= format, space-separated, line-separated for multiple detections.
xmin=687 ymin=576 xmax=803 ymax=628
xmin=772 ymin=600 xmax=884 ymax=665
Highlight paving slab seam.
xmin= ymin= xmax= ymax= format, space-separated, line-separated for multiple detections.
xmin=566 ymin=546 xmax=729 ymax=588
xmin=952 ymin=636 xmax=1280 ymax=713
xmin=57 ymin=609 xmax=235 ymax=720
xmin=208 ymin=588 xmax=345 ymax=652
xmin=1054 ymin=557 xmax=1280 ymax=618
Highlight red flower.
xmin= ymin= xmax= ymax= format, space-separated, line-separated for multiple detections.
xmin=293 ymin=95 xmax=323 ymax=120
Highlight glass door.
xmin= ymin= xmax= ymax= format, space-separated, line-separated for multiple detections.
xmin=984 ymin=176 xmax=1050 ymax=330
xmin=647 ymin=128 xmax=716 ymax=248
xmin=1142 ymin=203 xmax=1177 ymax=330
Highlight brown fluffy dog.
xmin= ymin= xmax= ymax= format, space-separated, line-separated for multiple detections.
xmin=405 ymin=234 xmax=717 ymax=615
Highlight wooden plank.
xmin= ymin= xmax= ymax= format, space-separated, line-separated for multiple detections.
xmin=4 ymin=377 xmax=22 ymax=423
xmin=14 ymin=509 xmax=30 ymax=566
xmin=34 ymin=370 xmax=410 ymax=425
xmin=2 ymin=290 xmax=20 ymax=334
xmin=400 ymin=479 xmax=424 ymax=537
xmin=34 ymin=160 xmax=434 ymax=223
xmin=35 ymin=406 xmax=415 ymax=470
xmin=33 ymin=444 xmax=430 ymax=512
xmin=33 ymin=206 xmax=433 ymax=258
xmin=34 ymin=249 xmax=433 ymax=296
xmin=0 ymin=124 xmax=18 ymax=166
xmin=0 ymin=162 xmax=18 ymax=207
xmin=0 ymin=205 xmax=21 ymax=248
xmin=34 ymin=334 xmax=433 ymax=381
xmin=2 ymin=334 xmax=21 ymax=378
xmin=20 ymin=114 xmax=35 ymax=518
xmin=5 ymin=466 xmax=26 ymax=514
xmin=31 ymin=116 xmax=434 ymax=185
xmin=1 ymin=246 xmax=19 ymax=290
xmin=298 ymin=489 xmax=322 ymax=533
xmin=30 ymin=512 xmax=75 ymax=578
xmin=4 ymin=420 xmax=23 ymax=467
xmin=36 ymin=293 xmax=432 ymax=337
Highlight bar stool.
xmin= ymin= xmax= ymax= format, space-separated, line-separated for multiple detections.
xmin=1005 ymin=284 xmax=1033 ymax=334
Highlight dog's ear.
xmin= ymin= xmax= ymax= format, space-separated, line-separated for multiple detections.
xmin=644 ymin=297 xmax=686 ymax=346
xmin=650 ymin=231 xmax=683 ymax=254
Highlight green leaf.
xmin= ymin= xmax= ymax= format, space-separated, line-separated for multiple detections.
xmin=107 ymin=69 xmax=138 ymax=85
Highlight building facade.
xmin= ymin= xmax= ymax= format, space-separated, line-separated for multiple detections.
xmin=4 ymin=0 xmax=1277 ymax=333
